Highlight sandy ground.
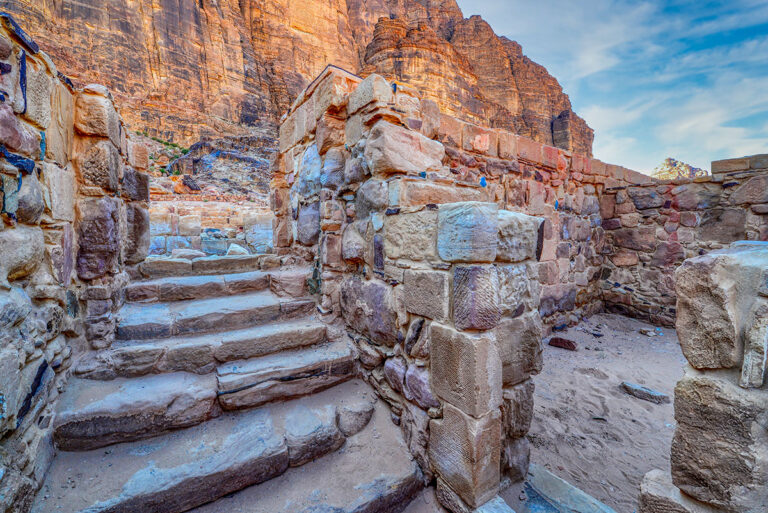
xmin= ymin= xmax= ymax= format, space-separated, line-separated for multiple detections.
xmin=404 ymin=313 xmax=686 ymax=513
xmin=523 ymin=312 xmax=686 ymax=513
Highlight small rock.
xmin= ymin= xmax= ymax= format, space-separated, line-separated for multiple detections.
xmin=620 ymin=381 xmax=670 ymax=404
xmin=170 ymin=248 xmax=206 ymax=260
xmin=226 ymin=244 xmax=249 ymax=256
xmin=548 ymin=337 xmax=578 ymax=351
xmin=639 ymin=328 xmax=657 ymax=337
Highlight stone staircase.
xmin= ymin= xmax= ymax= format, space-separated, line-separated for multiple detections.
xmin=31 ymin=255 xmax=424 ymax=513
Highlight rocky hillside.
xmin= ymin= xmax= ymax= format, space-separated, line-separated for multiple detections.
xmin=1 ymin=0 xmax=593 ymax=154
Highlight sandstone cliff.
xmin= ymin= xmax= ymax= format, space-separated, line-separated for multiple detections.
xmin=1 ymin=0 xmax=593 ymax=154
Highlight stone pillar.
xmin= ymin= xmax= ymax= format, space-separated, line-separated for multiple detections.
xmin=639 ymin=242 xmax=768 ymax=513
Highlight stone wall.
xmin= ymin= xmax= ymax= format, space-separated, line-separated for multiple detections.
xmin=148 ymin=200 xmax=273 ymax=256
xmin=0 ymin=15 xmax=149 ymax=511
xmin=600 ymin=155 xmax=768 ymax=326
xmin=639 ymin=243 xmax=768 ymax=513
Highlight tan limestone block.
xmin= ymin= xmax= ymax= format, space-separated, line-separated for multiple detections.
xmin=383 ymin=209 xmax=438 ymax=261
xmin=403 ymin=269 xmax=450 ymax=321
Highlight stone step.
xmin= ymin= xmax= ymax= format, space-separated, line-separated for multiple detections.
xmin=217 ymin=339 xmax=358 ymax=410
xmin=74 ymin=318 xmax=327 ymax=380
xmin=125 ymin=267 xmax=311 ymax=303
xmin=124 ymin=271 xmax=270 ymax=303
xmin=116 ymin=291 xmax=316 ymax=341
xmin=189 ymin=397 xmax=424 ymax=513
xmin=34 ymin=381 xmax=380 ymax=513
xmin=135 ymin=254 xmax=270 ymax=279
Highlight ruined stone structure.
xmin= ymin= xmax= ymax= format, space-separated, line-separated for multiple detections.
xmin=639 ymin=243 xmax=768 ymax=513
xmin=3 ymin=11 xmax=768 ymax=513
xmin=0 ymin=15 xmax=150 ymax=510
xmin=2 ymin=0 xmax=593 ymax=155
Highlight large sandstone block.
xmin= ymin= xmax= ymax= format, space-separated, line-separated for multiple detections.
xmin=430 ymin=323 xmax=502 ymax=417
xmin=41 ymin=162 xmax=75 ymax=222
xmin=339 ymin=275 xmax=401 ymax=346
xmin=296 ymin=201 xmax=320 ymax=245
xmin=363 ymin=120 xmax=444 ymax=177
xmin=0 ymin=224 xmax=43 ymax=289
xmin=496 ymin=211 xmax=543 ymax=263
xmin=389 ymin=178 xmax=492 ymax=207
xmin=493 ymin=312 xmax=543 ymax=386
xmin=384 ymin=209 xmax=438 ymax=261
xmin=76 ymin=139 xmax=120 ymax=192
xmin=75 ymin=91 xmax=120 ymax=146
xmin=16 ymin=172 xmax=44 ymax=224
xmin=639 ymin=469 xmax=720 ymax=513
xmin=45 ymin=81 xmax=74 ymax=166
xmin=23 ymin=59 xmax=52 ymax=129
xmin=347 ymin=73 xmax=392 ymax=115
xmin=497 ymin=263 xmax=540 ymax=316
xmin=438 ymin=202 xmax=498 ymax=263
xmin=671 ymin=368 xmax=768 ymax=511
xmin=502 ymin=380 xmax=535 ymax=440
xmin=429 ymin=403 xmax=501 ymax=508
xmin=404 ymin=269 xmax=450 ymax=321
xmin=0 ymin=103 xmax=40 ymax=157
xmin=675 ymin=247 xmax=768 ymax=369
xmin=122 ymin=167 xmax=150 ymax=202
xmin=453 ymin=265 xmax=501 ymax=331
xmin=76 ymin=197 xmax=120 ymax=280
xmin=125 ymin=204 xmax=150 ymax=265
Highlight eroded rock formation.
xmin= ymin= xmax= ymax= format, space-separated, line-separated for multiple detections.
xmin=2 ymin=0 xmax=592 ymax=154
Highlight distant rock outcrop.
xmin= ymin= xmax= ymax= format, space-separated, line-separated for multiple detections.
xmin=2 ymin=0 xmax=593 ymax=154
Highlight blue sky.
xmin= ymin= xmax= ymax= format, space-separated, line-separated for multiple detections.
xmin=455 ymin=0 xmax=768 ymax=173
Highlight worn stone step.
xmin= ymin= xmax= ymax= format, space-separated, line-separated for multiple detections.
xmin=33 ymin=381 xmax=378 ymax=513
xmin=116 ymin=291 xmax=316 ymax=340
xmin=53 ymin=372 xmax=219 ymax=451
xmin=124 ymin=271 xmax=270 ymax=303
xmin=190 ymin=397 xmax=424 ymax=513
xmin=74 ymin=318 xmax=327 ymax=380
xmin=217 ymin=339 xmax=357 ymax=410
xmin=135 ymin=254 xmax=270 ymax=279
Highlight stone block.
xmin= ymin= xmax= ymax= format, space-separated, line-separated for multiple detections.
xmin=404 ymin=269 xmax=450 ymax=321
xmin=16 ymin=172 xmax=43 ymax=224
xmin=699 ymin=208 xmax=746 ymax=244
xmin=0 ymin=104 xmax=40 ymax=158
xmin=356 ymin=178 xmax=388 ymax=218
xmin=384 ymin=209 xmax=438 ymax=261
xmin=390 ymin=178 xmax=492 ymax=208
xmin=639 ymin=469 xmax=720 ymax=513
xmin=0 ymin=224 xmax=44 ymax=288
xmin=612 ymin=226 xmax=656 ymax=252
xmin=315 ymin=113 xmax=345 ymax=155
xmin=23 ymin=60 xmax=52 ymax=129
xmin=628 ymin=187 xmax=665 ymax=210
xmin=463 ymin=124 xmax=498 ymax=156
xmin=497 ymin=263 xmax=539 ymax=316
xmin=76 ymin=197 xmax=120 ymax=280
xmin=75 ymin=91 xmax=120 ymax=146
xmin=296 ymin=201 xmax=320 ymax=245
xmin=711 ymin=157 xmax=749 ymax=174
xmin=430 ymin=323 xmax=502 ymax=417
xmin=122 ymin=167 xmax=149 ymax=202
xmin=76 ymin=139 xmax=120 ymax=192
xmin=493 ymin=312 xmax=543 ymax=386
xmin=347 ymin=73 xmax=392 ymax=115
xmin=502 ymin=437 xmax=530 ymax=483
xmin=671 ymin=368 xmax=768 ymax=511
xmin=496 ymin=210 xmax=542 ymax=263
xmin=125 ymin=204 xmax=150 ymax=265
xmin=498 ymin=131 xmax=517 ymax=160
xmin=284 ymin=405 xmax=344 ymax=467
xmin=429 ymin=403 xmax=501 ymax=508
xmin=339 ymin=275 xmax=401 ymax=346
xmin=675 ymin=247 xmax=768 ymax=369
xmin=295 ymin=144 xmax=322 ymax=198
xmin=404 ymin=365 xmax=440 ymax=409
xmin=438 ymin=202 xmax=498 ymax=263
xmin=320 ymin=147 xmax=345 ymax=190
xmin=45 ymin=79 xmax=72 ymax=161
xmin=741 ymin=297 xmax=768 ymax=388
xmin=502 ymin=380 xmax=535 ymax=439
xmin=364 ymin=120 xmax=444 ymax=177
xmin=128 ymin=140 xmax=149 ymax=170
xmin=453 ymin=265 xmax=501 ymax=331
xmin=178 ymin=215 xmax=202 ymax=237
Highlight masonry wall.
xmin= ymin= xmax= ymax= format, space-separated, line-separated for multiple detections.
xmin=0 ymin=15 xmax=149 ymax=511
xmin=601 ymin=155 xmax=768 ymax=326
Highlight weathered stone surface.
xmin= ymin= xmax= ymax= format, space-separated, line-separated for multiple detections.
xmin=41 ymin=162 xmax=75 ymax=221
xmin=493 ymin=312 xmax=543 ymax=386
xmin=24 ymin=61 xmax=52 ymax=129
xmin=53 ymin=373 xmax=218 ymax=450
xmin=671 ymin=368 xmax=768 ymax=511
xmin=295 ymin=144 xmax=322 ymax=198
xmin=356 ymin=178 xmax=388 ymax=218
xmin=339 ymin=276 xmax=401 ymax=346
xmin=438 ymin=202 xmax=498 ymax=262
xmin=612 ymin=226 xmax=656 ymax=252
xmin=364 ymin=120 xmax=444 ymax=176
xmin=335 ymin=393 xmax=376 ymax=437
xmin=348 ymin=73 xmax=393 ymax=114
xmin=76 ymin=197 xmax=120 ymax=280
xmin=75 ymin=91 xmax=120 ymax=146
xmin=404 ymin=364 xmax=440 ymax=409
xmin=453 ymin=265 xmax=500 ymax=331
xmin=122 ymin=166 xmax=149 ymax=201
xmin=430 ymin=323 xmax=502 ymax=417
xmin=76 ymin=139 xmax=120 ymax=192
xmin=639 ymin=469 xmax=720 ymax=513
xmin=501 ymin=380 xmax=534 ymax=439
xmin=0 ymin=104 xmax=40 ymax=157
xmin=342 ymin=222 xmax=367 ymax=263
xmin=404 ymin=269 xmax=450 ymax=321
xmin=383 ymin=356 xmax=407 ymax=393
xmin=698 ymin=208 xmax=746 ymax=244
xmin=125 ymin=203 xmax=150 ymax=265
xmin=620 ymin=381 xmax=670 ymax=404
xmin=502 ymin=437 xmax=530 ymax=483
xmin=628 ymin=187 xmax=664 ymax=210
xmin=675 ymin=247 xmax=768 ymax=369
xmin=296 ymin=201 xmax=320 ymax=245
xmin=741 ymin=297 xmax=768 ymax=389
xmin=496 ymin=211 xmax=542 ymax=263
xmin=284 ymin=404 xmax=344 ymax=467
xmin=0 ymin=225 xmax=44 ymax=289
xmin=730 ymin=174 xmax=768 ymax=205
xmin=16 ymin=172 xmax=44 ymax=224
xmin=384 ymin=209 xmax=438 ymax=261
xmin=429 ymin=403 xmax=501 ymax=508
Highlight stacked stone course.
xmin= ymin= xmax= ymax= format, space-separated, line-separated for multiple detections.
xmin=0 ymin=15 xmax=149 ymax=511
xmin=639 ymin=243 xmax=768 ymax=513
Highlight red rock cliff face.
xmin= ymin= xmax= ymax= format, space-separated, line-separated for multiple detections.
xmin=0 ymin=0 xmax=593 ymax=154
